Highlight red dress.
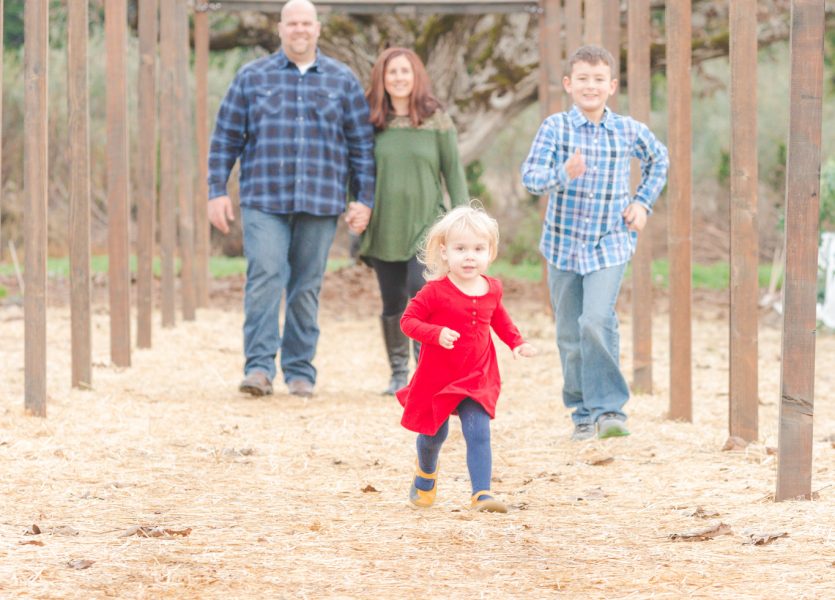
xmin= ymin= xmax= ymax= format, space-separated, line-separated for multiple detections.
xmin=396 ymin=275 xmax=525 ymax=435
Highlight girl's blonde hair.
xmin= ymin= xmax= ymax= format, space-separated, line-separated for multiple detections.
xmin=420 ymin=203 xmax=500 ymax=281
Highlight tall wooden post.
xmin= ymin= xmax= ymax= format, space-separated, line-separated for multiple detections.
xmin=666 ymin=0 xmax=692 ymax=421
xmin=137 ymin=0 xmax=159 ymax=348
xmin=563 ymin=0 xmax=581 ymax=108
xmin=628 ymin=0 xmax=652 ymax=394
xmin=776 ymin=0 xmax=824 ymax=502
xmin=0 ymin=0 xmax=4 ymax=261
xmin=602 ymin=2 xmax=619 ymax=110
xmin=159 ymin=0 xmax=178 ymax=327
xmin=176 ymin=0 xmax=197 ymax=321
xmin=583 ymin=0 xmax=603 ymax=46
xmin=194 ymin=3 xmax=211 ymax=308
xmin=729 ymin=0 xmax=759 ymax=442
xmin=106 ymin=0 xmax=131 ymax=367
xmin=23 ymin=0 xmax=49 ymax=417
xmin=68 ymin=0 xmax=92 ymax=389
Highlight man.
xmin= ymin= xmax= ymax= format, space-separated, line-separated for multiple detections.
xmin=208 ymin=0 xmax=375 ymax=398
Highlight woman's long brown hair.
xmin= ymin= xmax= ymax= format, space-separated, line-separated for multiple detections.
xmin=366 ymin=47 xmax=441 ymax=130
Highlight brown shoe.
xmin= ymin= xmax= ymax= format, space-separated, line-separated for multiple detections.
xmin=239 ymin=371 xmax=272 ymax=396
xmin=287 ymin=378 xmax=314 ymax=397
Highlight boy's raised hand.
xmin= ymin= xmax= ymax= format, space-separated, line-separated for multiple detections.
xmin=564 ymin=148 xmax=586 ymax=180
xmin=438 ymin=327 xmax=461 ymax=349
xmin=622 ymin=202 xmax=648 ymax=232
xmin=512 ymin=343 xmax=538 ymax=359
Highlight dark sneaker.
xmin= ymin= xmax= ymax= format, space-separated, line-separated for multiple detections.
xmin=597 ymin=413 xmax=630 ymax=439
xmin=239 ymin=371 xmax=273 ymax=396
xmin=571 ymin=423 xmax=596 ymax=441
xmin=287 ymin=379 xmax=314 ymax=398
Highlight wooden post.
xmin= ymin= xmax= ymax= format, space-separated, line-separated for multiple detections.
xmin=24 ymin=0 xmax=48 ymax=417
xmin=176 ymin=0 xmax=197 ymax=321
xmin=194 ymin=3 xmax=211 ymax=308
xmin=729 ymin=0 xmax=759 ymax=442
xmin=106 ymin=0 xmax=131 ymax=367
xmin=628 ymin=0 xmax=652 ymax=394
xmin=537 ymin=0 xmax=562 ymax=309
xmin=563 ymin=0 xmax=581 ymax=108
xmin=666 ymin=0 xmax=692 ymax=421
xmin=68 ymin=0 xmax=92 ymax=389
xmin=776 ymin=0 xmax=824 ymax=502
xmin=583 ymin=0 xmax=603 ymax=46
xmin=159 ymin=0 xmax=178 ymax=327
xmin=602 ymin=1 xmax=619 ymax=110
xmin=137 ymin=0 xmax=159 ymax=348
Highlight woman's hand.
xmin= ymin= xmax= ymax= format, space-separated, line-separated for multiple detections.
xmin=438 ymin=327 xmax=461 ymax=349
xmin=512 ymin=343 xmax=537 ymax=359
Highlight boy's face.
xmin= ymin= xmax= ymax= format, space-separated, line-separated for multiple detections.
xmin=563 ymin=60 xmax=618 ymax=119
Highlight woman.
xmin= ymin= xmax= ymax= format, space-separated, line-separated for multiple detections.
xmin=360 ymin=47 xmax=469 ymax=395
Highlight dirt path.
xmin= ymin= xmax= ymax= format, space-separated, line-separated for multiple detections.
xmin=1 ymin=267 xmax=833 ymax=598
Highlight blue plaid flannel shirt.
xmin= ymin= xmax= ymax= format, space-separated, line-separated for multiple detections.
xmin=208 ymin=49 xmax=375 ymax=215
xmin=522 ymin=106 xmax=668 ymax=275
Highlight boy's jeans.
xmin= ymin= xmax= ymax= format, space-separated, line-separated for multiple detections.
xmin=547 ymin=262 xmax=630 ymax=426
xmin=241 ymin=207 xmax=338 ymax=385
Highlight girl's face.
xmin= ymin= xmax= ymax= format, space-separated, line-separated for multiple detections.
xmin=440 ymin=228 xmax=492 ymax=284
xmin=384 ymin=55 xmax=415 ymax=102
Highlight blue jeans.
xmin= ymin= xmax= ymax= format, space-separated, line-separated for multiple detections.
xmin=241 ymin=207 xmax=337 ymax=384
xmin=548 ymin=263 xmax=629 ymax=425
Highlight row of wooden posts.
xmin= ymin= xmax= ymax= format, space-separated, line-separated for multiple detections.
xmin=17 ymin=0 xmax=823 ymax=502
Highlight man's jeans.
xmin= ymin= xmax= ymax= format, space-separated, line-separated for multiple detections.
xmin=241 ymin=207 xmax=337 ymax=385
xmin=548 ymin=262 xmax=629 ymax=425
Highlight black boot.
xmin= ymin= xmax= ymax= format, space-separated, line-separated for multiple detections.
xmin=381 ymin=314 xmax=409 ymax=395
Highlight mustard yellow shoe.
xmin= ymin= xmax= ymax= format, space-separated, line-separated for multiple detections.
xmin=470 ymin=490 xmax=507 ymax=513
xmin=408 ymin=461 xmax=439 ymax=508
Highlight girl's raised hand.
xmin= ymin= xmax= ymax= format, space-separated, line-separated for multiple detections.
xmin=438 ymin=327 xmax=461 ymax=349
xmin=512 ymin=343 xmax=538 ymax=359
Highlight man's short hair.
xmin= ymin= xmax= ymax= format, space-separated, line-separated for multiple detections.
xmin=567 ymin=45 xmax=616 ymax=76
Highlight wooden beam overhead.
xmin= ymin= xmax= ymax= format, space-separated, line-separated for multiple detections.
xmin=209 ymin=0 xmax=541 ymax=14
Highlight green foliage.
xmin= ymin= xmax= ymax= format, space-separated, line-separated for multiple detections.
xmin=3 ymin=0 xmax=24 ymax=49
xmin=501 ymin=202 xmax=542 ymax=266
xmin=0 ymin=285 xmax=6 ymax=299
xmin=637 ymin=259 xmax=775 ymax=291
xmin=819 ymin=158 xmax=835 ymax=231
xmin=465 ymin=160 xmax=492 ymax=207
xmin=717 ymin=148 xmax=731 ymax=186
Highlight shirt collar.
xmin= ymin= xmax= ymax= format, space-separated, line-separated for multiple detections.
xmin=569 ymin=104 xmax=615 ymax=130
xmin=275 ymin=48 xmax=324 ymax=72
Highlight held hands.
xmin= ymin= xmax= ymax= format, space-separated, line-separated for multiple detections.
xmin=438 ymin=327 xmax=461 ymax=350
xmin=512 ymin=343 xmax=538 ymax=359
xmin=345 ymin=201 xmax=372 ymax=234
xmin=564 ymin=148 xmax=586 ymax=181
xmin=208 ymin=196 xmax=235 ymax=234
xmin=622 ymin=202 xmax=648 ymax=232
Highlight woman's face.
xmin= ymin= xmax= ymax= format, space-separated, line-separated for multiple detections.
xmin=383 ymin=55 xmax=415 ymax=103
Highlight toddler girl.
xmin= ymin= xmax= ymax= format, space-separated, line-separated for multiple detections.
xmin=396 ymin=205 xmax=537 ymax=512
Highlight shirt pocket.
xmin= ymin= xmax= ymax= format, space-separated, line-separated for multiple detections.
xmin=312 ymin=89 xmax=341 ymax=122
xmin=252 ymin=87 xmax=282 ymax=123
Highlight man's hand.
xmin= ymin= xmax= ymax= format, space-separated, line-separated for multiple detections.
xmin=345 ymin=202 xmax=372 ymax=234
xmin=622 ymin=202 xmax=648 ymax=232
xmin=208 ymin=196 xmax=235 ymax=235
xmin=564 ymin=148 xmax=586 ymax=181
xmin=512 ymin=343 xmax=538 ymax=359
xmin=438 ymin=327 xmax=461 ymax=350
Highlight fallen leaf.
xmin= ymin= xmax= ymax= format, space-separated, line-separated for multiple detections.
xmin=721 ymin=436 xmax=748 ymax=451
xmin=24 ymin=524 xmax=41 ymax=536
xmin=766 ymin=446 xmax=778 ymax=455
xmin=361 ymin=484 xmax=379 ymax=493
xmin=669 ymin=522 xmax=733 ymax=542
xmin=67 ymin=559 xmax=94 ymax=570
xmin=586 ymin=456 xmax=614 ymax=466
xmin=120 ymin=525 xmax=192 ymax=538
xmin=19 ymin=540 xmax=44 ymax=546
xmin=687 ymin=506 xmax=720 ymax=519
xmin=743 ymin=531 xmax=789 ymax=546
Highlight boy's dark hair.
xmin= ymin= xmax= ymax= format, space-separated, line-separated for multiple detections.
xmin=567 ymin=45 xmax=616 ymax=76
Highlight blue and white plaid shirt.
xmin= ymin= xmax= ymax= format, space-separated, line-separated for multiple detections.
xmin=522 ymin=105 xmax=668 ymax=275
xmin=208 ymin=49 xmax=375 ymax=215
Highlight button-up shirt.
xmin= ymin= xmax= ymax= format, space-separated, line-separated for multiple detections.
xmin=521 ymin=105 xmax=668 ymax=275
xmin=208 ymin=49 xmax=375 ymax=215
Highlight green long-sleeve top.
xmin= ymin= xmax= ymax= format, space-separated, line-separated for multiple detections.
xmin=358 ymin=110 xmax=468 ymax=262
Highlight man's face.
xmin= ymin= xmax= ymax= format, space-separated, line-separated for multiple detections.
xmin=562 ymin=60 xmax=617 ymax=118
xmin=278 ymin=2 xmax=320 ymax=64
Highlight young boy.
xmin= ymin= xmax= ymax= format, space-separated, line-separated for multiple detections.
xmin=521 ymin=45 xmax=669 ymax=441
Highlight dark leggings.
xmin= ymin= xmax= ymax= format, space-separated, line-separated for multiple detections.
xmin=368 ymin=256 xmax=425 ymax=317
xmin=416 ymin=398 xmax=492 ymax=495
